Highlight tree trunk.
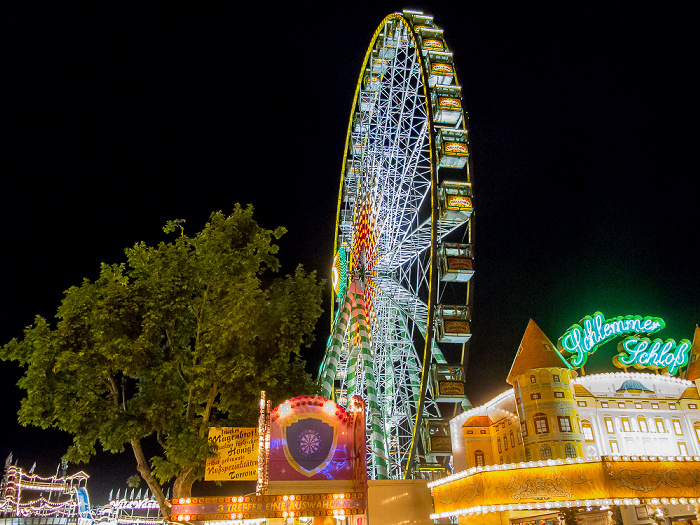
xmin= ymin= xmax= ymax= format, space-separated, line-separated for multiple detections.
xmin=173 ymin=466 xmax=197 ymax=499
xmin=130 ymin=439 xmax=170 ymax=519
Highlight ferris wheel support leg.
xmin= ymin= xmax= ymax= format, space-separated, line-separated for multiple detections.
xmin=355 ymin=290 xmax=389 ymax=479
xmin=320 ymin=291 xmax=353 ymax=399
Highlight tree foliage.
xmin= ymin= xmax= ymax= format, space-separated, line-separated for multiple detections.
xmin=1 ymin=206 xmax=323 ymax=517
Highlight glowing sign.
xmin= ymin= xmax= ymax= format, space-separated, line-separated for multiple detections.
xmin=444 ymin=142 xmax=468 ymax=155
xmin=438 ymin=97 xmax=461 ymax=109
xmin=170 ymin=493 xmax=366 ymax=522
xmin=205 ymin=427 xmax=259 ymax=481
xmin=423 ymin=39 xmax=444 ymax=50
xmin=615 ymin=337 xmax=692 ymax=375
xmin=557 ymin=312 xmax=665 ymax=368
xmin=431 ymin=63 xmax=453 ymax=74
xmin=446 ymin=195 xmax=472 ymax=210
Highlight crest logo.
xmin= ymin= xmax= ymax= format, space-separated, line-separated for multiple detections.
xmin=282 ymin=415 xmax=338 ymax=476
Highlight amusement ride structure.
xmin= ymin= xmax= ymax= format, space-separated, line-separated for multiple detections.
xmin=319 ymin=10 xmax=474 ymax=481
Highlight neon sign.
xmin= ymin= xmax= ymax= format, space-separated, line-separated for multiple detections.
xmin=615 ymin=337 xmax=691 ymax=375
xmin=557 ymin=312 xmax=665 ymax=368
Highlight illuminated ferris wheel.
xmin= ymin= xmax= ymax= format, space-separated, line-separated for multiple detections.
xmin=319 ymin=10 xmax=474 ymax=480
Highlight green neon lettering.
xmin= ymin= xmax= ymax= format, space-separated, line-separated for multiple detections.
xmin=616 ymin=337 xmax=691 ymax=375
xmin=558 ymin=312 xmax=666 ymax=368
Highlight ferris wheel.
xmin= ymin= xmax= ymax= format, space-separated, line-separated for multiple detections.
xmin=319 ymin=10 xmax=474 ymax=480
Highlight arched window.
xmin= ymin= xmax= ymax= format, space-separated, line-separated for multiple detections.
xmin=474 ymin=450 xmax=484 ymax=467
xmin=581 ymin=421 xmax=594 ymax=441
xmin=540 ymin=444 xmax=552 ymax=460
xmin=506 ymin=455 xmax=510 ymax=464
xmin=638 ymin=416 xmax=648 ymax=432
xmin=525 ymin=447 xmax=531 ymax=461
xmin=565 ymin=443 xmax=576 ymax=458
xmin=520 ymin=450 xmax=525 ymax=462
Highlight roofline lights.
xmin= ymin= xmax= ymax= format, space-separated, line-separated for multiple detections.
xmin=430 ymin=496 xmax=700 ymax=520
xmin=571 ymin=371 xmax=692 ymax=386
xmin=427 ymin=454 xmax=700 ymax=489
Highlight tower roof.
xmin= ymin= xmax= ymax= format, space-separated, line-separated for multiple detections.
xmin=684 ymin=326 xmax=700 ymax=381
xmin=506 ymin=319 xmax=571 ymax=384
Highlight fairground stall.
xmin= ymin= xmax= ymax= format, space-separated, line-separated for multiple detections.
xmin=430 ymin=314 xmax=700 ymax=525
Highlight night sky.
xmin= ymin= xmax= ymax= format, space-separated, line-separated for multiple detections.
xmin=1 ymin=3 xmax=697 ymax=504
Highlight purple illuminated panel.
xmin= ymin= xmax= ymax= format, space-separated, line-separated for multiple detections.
xmin=268 ymin=395 xmax=361 ymax=481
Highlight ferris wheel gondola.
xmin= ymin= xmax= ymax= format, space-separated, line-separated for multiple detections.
xmin=319 ymin=10 xmax=474 ymax=481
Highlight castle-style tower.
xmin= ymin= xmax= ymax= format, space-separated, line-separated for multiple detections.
xmin=507 ymin=320 xmax=584 ymax=461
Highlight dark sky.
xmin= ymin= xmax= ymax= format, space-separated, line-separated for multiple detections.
xmin=1 ymin=2 xmax=697 ymax=504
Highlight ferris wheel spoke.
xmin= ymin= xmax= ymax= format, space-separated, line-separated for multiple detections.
xmin=369 ymin=274 xmax=430 ymax=334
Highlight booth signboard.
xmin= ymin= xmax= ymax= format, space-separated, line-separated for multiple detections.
xmin=204 ymin=427 xmax=258 ymax=481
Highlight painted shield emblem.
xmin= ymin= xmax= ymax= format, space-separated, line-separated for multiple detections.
xmin=283 ymin=416 xmax=336 ymax=475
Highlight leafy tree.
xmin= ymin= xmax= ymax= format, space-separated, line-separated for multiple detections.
xmin=1 ymin=206 xmax=323 ymax=518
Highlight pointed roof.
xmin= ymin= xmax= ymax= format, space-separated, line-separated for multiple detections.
xmin=573 ymin=384 xmax=594 ymax=397
xmin=506 ymin=319 xmax=571 ymax=385
xmin=684 ymin=326 xmax=700 ymax=381
xmin=680 ymin=386 xmax=700 ymax=400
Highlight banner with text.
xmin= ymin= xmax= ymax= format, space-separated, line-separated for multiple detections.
xmin=205 ymin=427 xmax=259 ymax=481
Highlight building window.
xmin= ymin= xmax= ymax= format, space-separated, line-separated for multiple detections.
xmin=534 ymin=414 xmax=549 ymax=434
xmin=554 ymin=392 xmax=564 ymax=398
xmin=601 ymin=402 xmax=609 ymax=408
xmin=505 ymin=455 xmax=510 ymax=464
xmin=655 ymin=418 xmax=665 ymax=433
xmin=565 ymin=443 xmax=576 ymax=458
xmin=510 ymin=431 xmax=515 ymax=448
xmin=578 ymin=401 xmax=587 ymax=407
xmin=499 ymin=457 xmax=503 ymax=464
xmin=651 ymin=403 xmax=659 ymax=409
xmin=679 ymin=442 xmax=688 ymax=455
xmin=635 ymin=402 xmax=643 ymax=409
xmin=689 ymin=403 xmax=698 ymax=409
xmin=520 ymin=450 xmax=525 ymax=462
xmin=517 ymin=429 xmax=522 ymax=444
xmin=621 ymin=418 xmax=631 ymax=432
xmin=497 ymin=437 xmax=502 ymax=453
xmin=581 ymin=422 xmax=594 ymax=441
xmin=520 ymin=422 xmax=528 ymax=438
xmin=467 ymin=430 xmax=473 ymax=434
xmin=638 ymin=417 xmax=648 ymax=433
xmin=669 ymin=403 xmax=677 ymax=410
xmin=530 ymin=375 xmax=536 ymax=384
xmin=694 ymin=423 xmax=700 ymax=443
xmin=475 ymin=450 xmax=484 ymax=466
xmin=480 ymin=430 xmax=486 ymax=434
xmin=531 ymin=393 xmax=541 ymax=400
xmin=504 ymin=435 xmax=509 ymax=451
xmin=553 ymin=374 xmax=560 ymax=383
xmin=604 ymin=417 xmax=615 ymax=433
xmin=540 ymin=444 xmax=552 ymax=460
xmin=525 ymin=448 xmax=532 ymax=461
xmin=610 ymin=440 xmax=620 ymax=454
xmin=618 ymin=402 xmax=626 ymax=409
xmin=673 ymin=419 xmax=683 ymax=435
xmin=558 ymin=416 xmax=572 ymax=433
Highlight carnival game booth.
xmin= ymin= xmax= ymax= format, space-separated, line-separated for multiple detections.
xmin=430 ymin=314 xmax=700 ymax=525
xmin=171 ymin=393 xmax=433 ymax=524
